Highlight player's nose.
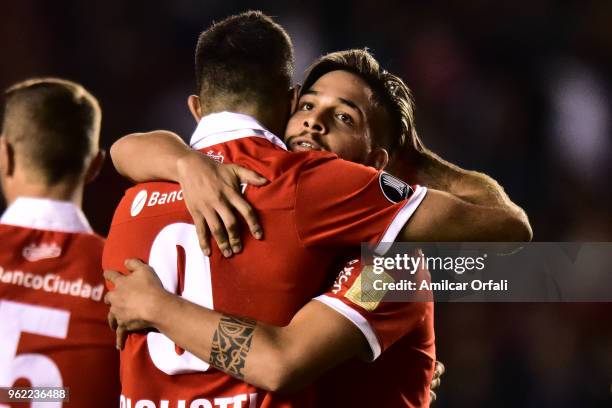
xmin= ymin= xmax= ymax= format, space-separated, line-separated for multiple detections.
xmin=303 ymin=111 xmax=327 ymax=134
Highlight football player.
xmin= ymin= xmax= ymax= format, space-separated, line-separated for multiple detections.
xmin=0 ymin=78 xmax=120 ymax=407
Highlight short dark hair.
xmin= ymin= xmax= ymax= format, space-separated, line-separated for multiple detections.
xmin=1 ymin=78 xmax=101 ymax=184
xmin=194 ymin=11 xmax=294 ymax=114
xmin=302 ymin=49 xmax=418 ymax=155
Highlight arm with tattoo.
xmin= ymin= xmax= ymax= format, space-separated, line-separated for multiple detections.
xmin=210 ymin=316 xmax=257 ymax=380
xmin=152 ymin=296 xmax=364 ymax=393
xmin=104 ymin=261 xmax=366 ymax=393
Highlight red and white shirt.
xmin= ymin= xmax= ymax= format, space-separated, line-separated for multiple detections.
xmin=102 ymin=112 xmax=427 ymax=408
xmin=0 ymin=197 xmax=120 ymax=408
xmin=315 ymin=257 xmax=435 ymax=408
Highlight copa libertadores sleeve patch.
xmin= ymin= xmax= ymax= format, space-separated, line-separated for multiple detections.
xmin=379 ymin=172 xmax=414 ymax=203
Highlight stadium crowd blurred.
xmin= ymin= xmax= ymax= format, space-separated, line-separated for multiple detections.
xmin=1 ymin=1 xmax=610 ymax=406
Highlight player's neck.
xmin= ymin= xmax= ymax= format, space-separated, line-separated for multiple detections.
xmin=3 ymin=172 xmax=83 ymax=207
xmin=251 ymin=99 xmax=289 ymax=137
xmin=205 ymin=101 xmax=287 ymax=137
xmin=255 ymin=109 xmax=286 ymax=137
xmin=225 ymin=107 xmax=284 ymax=136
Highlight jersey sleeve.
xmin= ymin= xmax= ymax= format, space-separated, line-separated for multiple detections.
xmin=295 ymin=156 xmax=426 ymax=253
xmin=314 ymin=257 xmax=432 ymax=360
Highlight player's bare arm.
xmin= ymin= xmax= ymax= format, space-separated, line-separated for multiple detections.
xmin=111 ymin=130 xmax=267 ymax=256
xmin=105 ymin=259 xmax=368 ymax=393
xmin=388 ymin=138 xmax=532 ymax=241
xmin=400 ymin=188 xmax=531 ymax=242
xmin=107 ymin=260 xmax=444 ymax=399
xmin=114 ymin=135 xmax=531 ymax=246
xmin=383 ymin=144 xmax=533 ymax=241
xmin=111 ymin=130 xmax=190 ymax=182
xmin=391 ymin=138 xmax=530 ymax=227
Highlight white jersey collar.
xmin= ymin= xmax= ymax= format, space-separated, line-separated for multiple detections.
xmin=0 ymin=197 xmax=93 ymax=234
xmin=189 ymin=111 xmax=287 ymax=151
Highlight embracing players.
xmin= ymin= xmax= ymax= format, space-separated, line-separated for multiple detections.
xmin=103 ymin=11 xmax=531 ymax=408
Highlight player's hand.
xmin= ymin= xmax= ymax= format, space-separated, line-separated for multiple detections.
xmin=176 ymin=150 xmax=268 ymax=258
xmin=106 ymin=311 xmax=132 ymax=350
xmin=386 ymin=131 xmax=426 ymax=181
xmin=429 ymin=360 xmax=445 ymax=403
xmin=103 ymin=259 xmax=167 ymax=347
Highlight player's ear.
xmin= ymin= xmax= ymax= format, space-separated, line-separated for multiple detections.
xmin=84 ymin=149 xmax=106 ymax=184
xmin=187 ymin=95 xmax=203 ymax=122
xmin=289 ymin=85 xmax=302 ymax=114
xmin=0 ymin=136 xmax=15 ymax=177
xmin=367 ymin=147 xmax=389 ymax=170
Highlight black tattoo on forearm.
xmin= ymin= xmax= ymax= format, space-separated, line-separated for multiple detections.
xmin=210 ymin=315 xmax=257 ymax=379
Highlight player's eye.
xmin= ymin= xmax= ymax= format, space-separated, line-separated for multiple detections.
xmin=300 ymin=102 xmax=314 ymax=111
xmin=336 ymin=112 xmax=354 ymax=125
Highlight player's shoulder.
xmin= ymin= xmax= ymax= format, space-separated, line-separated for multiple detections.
xmin=0 ymin=223 xmax=21 ymax=236
xmin=50 ymin=229 xmax=105 ymax=262
xmin=111 ymin=180 xmax=186 ymax=225
xmin=282 ymin=149 xmax=378 ymax=177
xmin=0 ymin=224 xmax=104 ymax=273
xmin=125 ymin=180 xmax=180 ymax=195
xmin=70 ymin=231 xmax=105 ymax=251
xmin=300 ymin=150 xmax=378 ymax=176
xmin=0 ymin=224 xmax=32 ymax=253
xmin=237 ymin=145 xmax=344 ymax=182
xmin=0 ymin=223 xmax=103 ymax=245
xmin=293 ymin=151 xmax=383 ymax=200
xmin=59 ymin=234 xmax=106 ymax=279
xmin=290 ymin=149 xmax=339 ymax=165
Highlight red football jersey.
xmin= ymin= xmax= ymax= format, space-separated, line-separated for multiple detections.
xmin=314 ymin=257 xmax=435 ymax=408
xmin=102 ymin=113 xmax=427 ymax=408
xmin=0 ymin=198 xmax=120 ymax=408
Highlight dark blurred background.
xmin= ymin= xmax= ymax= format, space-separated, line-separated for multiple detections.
xmin=0 ymin=1 xmax=610 ymax=406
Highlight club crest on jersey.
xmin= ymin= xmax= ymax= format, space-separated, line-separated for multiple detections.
xmin=22 ymin=242 xmax=62 ymax=262
xmin=131 ymin=189 xmax=148 ymax=216
xmin=206 ymin=150 xmax=224 ymax=163
xmin=379 ymin=172 xmax=413 ymax=203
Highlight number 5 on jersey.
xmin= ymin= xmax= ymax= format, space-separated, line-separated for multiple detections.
xmin=0 ymin=300 xmax=69 ymax=408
